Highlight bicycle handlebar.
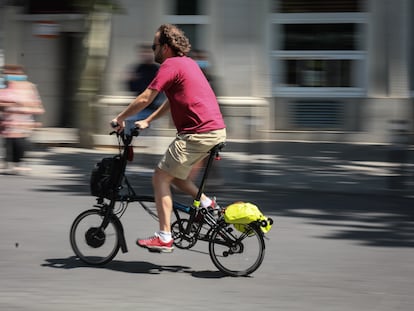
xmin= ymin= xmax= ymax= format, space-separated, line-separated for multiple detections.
xmin=110 ymin=120 xmax=141 ymax=145
xmin=110 ymin=120 xmax=119 ymax=128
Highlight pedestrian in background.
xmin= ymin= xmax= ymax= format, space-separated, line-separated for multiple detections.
xmin=0 ymin=65 xmax=44 ymax=173
xmin=124 ymin=43 xmax=165 ymax=121
xmin=191 ymin=49 xmax=221 ymax=96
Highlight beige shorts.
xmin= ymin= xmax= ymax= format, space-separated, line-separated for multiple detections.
xmin=158 ymin=128 xmax=226 ymax=180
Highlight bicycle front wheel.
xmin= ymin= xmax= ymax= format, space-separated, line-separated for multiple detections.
xmin=70 ymin=209 xmax=120 ymax=265
xmin=209 ymin=223 xmax=265 ymax=277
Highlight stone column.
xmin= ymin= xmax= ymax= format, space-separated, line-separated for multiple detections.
xmin=365 ymin=0 xmax=411 ymax=143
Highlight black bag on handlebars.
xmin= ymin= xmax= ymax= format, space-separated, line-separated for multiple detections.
xmin=90 ymin=156 xmax=122 ymax=198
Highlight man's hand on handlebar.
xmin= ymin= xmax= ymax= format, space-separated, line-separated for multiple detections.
xmin=134 ymin=119 xmax=149 ymax=130
xmin=111 ymin=118 xmax=148 ymax=137
xmin=110 ymin=119 xmax=124 ymax=131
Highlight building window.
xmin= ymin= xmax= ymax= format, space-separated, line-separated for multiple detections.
xmin=26 ymin=0 xmax=80 ymax=14
xmin=285 ymin=59 xmax=353 ymax=87
xmin=271 ymin=0 xmax=367 ymax=96
xmin=166 ymin=0 xmax=209 ymax=50
xmin=281 ymin=24 xmax=358 ymax=51
xmin=275 ymin=0 xmax=365 ymax=13
xmin=175 ymin=0 xmax=200 ymax=15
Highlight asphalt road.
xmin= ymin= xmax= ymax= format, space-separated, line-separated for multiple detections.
xmin=1 ymin=152 xmax=413 ymax=311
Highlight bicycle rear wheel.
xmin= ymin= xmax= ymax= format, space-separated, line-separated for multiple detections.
xmin=209 ymin=223 xmax=265 ymax=277
xmin=70 ymin=209 xmax=120 ymax=265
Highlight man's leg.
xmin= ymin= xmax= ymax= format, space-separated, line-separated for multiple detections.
xmin=152 ymin=169 xmax=212 ymax=228
xmin=136 ymin=167 xmax=175 ymax=252
xmin=172 ymin=177 xmax=210 ymax=203
xmin=152 ymin=167 xmax=175 ymax=232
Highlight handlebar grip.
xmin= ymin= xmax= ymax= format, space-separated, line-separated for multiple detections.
xmin=111 ymin=121 xmax=119 ymax=128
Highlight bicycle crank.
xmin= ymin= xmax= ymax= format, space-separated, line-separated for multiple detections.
xmin=171 ymin=219 xmax=198 ymax=249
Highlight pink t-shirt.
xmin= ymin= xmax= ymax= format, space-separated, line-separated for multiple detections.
xmin=148 ymin=56 xmax=225 ymax=134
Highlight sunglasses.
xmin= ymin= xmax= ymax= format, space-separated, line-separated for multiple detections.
xmin=151 ymin=43 xmax=161 ymax=51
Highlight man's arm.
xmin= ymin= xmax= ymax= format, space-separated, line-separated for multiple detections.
xmin=135 ymin=99 xmax=170 ymax=129
xmin=112 ymin=88 xmax=159 ymax=128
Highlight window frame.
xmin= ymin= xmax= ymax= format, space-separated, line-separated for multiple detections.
xmin=271 ymin=12 xmax=368 ymax=97
xmin=166 ymin=0 xmax=210 ymax=51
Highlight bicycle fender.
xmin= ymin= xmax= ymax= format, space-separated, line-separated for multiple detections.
xmin=111 ymin=215 xmax=128 ymax=253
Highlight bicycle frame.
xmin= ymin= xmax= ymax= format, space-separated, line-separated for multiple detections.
xmin=70 ymin=126 xmax=271 ymax=276
xmin=175 ymin=142 xmax=225 ymax=233
xmin=91 ymin=128 xmax=146 ymax=254
xmin=94 ymin=127 xmax=225 ymax=255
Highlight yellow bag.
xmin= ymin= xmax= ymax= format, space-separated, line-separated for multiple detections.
xmin=224 ymin=202 xmax=272 ymax=233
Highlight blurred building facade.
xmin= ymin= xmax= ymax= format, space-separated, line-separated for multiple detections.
xmin=0 ymin=0 xmax=413 ymax=143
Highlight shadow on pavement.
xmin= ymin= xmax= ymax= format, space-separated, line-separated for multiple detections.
xmin=42 ymin=256 xmax=227 ymax=278
xmin=23 ymin=143 xmax=414 ymax=249
xmin=25 ymin=141 xmax=414 ymax=196
xmin=255 ymin=190 xmax=414 ymax=248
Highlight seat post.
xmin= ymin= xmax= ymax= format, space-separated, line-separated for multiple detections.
xmin=194 ymin=144 xmax=222 ymax=203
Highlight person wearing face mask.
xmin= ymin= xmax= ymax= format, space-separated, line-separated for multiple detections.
xmin=191 ymin=49 xmax=220 ymax=96
xmin=0 ymin=65 xmax=44 ymax=173
xmin=124 ymin=43 xmax=165 ymax=121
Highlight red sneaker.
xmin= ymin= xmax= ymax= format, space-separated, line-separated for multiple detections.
xmin=136 ymin=234 xmax=174 ymax=253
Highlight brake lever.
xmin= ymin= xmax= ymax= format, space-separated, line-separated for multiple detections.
xmin=130 ymin=125 xmax=141 ymax=137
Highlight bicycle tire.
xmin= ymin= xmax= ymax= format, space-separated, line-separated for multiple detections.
xmin=208 ymin=222 xmax=265 ymax=277
xmin=70 ymin=209 xmax=120 ymax=265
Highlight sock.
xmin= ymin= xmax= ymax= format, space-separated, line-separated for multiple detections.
xmin=201 ymin=197 xmax=212 ymax=208
xmin=158 ymin=231 xmax=172 ymax=243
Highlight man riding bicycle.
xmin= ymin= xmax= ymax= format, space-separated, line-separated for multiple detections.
xmin=112 ymin=24 xmax=226 ymax=253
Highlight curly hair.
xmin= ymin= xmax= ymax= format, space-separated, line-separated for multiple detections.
xmin=157 ymin=24 xmax=191 ymax=56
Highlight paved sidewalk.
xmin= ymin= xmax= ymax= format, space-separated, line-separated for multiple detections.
xmin=1 ymin=128 xmax=413 ymax=197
